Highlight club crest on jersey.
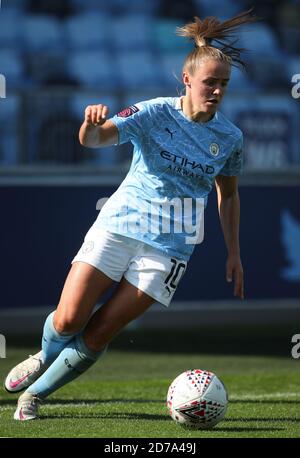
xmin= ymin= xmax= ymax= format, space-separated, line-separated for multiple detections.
xmin=117 ymin=105 xmax=139 ymax=118
xmin=209 ymin=143 xmax=220 ymax=157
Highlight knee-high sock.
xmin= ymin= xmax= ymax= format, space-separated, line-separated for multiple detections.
xmin=27 ymin=334 xmax=106 ymax=399
xmin=42 ymin=311 xmax=75 ymax=364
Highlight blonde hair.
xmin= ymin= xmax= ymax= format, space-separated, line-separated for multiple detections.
xmin=176 ymin=9 xmax=257 ymax=74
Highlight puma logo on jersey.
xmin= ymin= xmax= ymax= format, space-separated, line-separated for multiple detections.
xmin=165 ymin=127 xmax=177 ymax=139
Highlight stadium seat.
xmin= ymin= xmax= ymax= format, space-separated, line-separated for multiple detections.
xmin=279 ymin=26 xmax=300 ymax=54
xmin=26 ymin=51 xmax=73 ymax=86
xmin=22 ymin=92 xmax=90 ymax=164
xmin=108 ymin=0 xmax=161 ymax=16
xmin=0 ymin=49 xmax=24 ymax=88
xmin=67 ymin=51 xmax=118 ymax=90
xmin=159 ymin=52 xmax=187 ymax=90
xmin=0 ymin=95 xmax=21 ymax=164
xmin=238 ymin=24 xmax=282 ymax=58
xmin=0 ymin=11 xmax=24 ymax=48
xmin=116 ymin=51 xmax=161 ymax=90
xmin=74 ymin=0 xmax=160 ymax=16
xmin=227 ymin=66 xmax=261 ymax=94
xmin=153 ymin=19 xmax=193 ymax=54
xmin=111 ymin=14 xmax=154 ymax=51
xmin=71 ymin=0 xmax=110 ymax=13
xmin=193 ymin=0 xmax=241 ymax=18
xmin=70 ymin=93 xmax=119 ymax=120
xmin=3 ymin=0 xmax=28 ymax=12
xmin=287 ymin=56 xmax=300 ymax=82
xmin=246 ymin=57 xmax=288 ymax=89
xmin=26 ymin=0 xmax=74 ymax=18
xmin=65 ymin=12 xmax=110 ymax=50
xmin=23 ymin=14 xmax=64 ymax=51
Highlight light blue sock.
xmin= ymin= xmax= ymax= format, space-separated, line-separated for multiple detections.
xmin=27 ymin=334 xmax=106 ymax=399
xmin=42 ymin=311 xmax=75 ymax=364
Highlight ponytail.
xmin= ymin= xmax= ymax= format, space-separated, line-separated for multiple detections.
xmin=176 ymin=9 xmax=258 ymax=70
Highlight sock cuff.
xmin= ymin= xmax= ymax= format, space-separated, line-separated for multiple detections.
xmin=44 ymin=311 xmax=74 ymax=341
xmin=75 ymin=334 xmax=107 ymax=362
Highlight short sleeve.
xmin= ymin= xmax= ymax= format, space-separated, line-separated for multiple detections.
xmin=110 ymin=102 xmax=148 ymax=145
xmin=219 ymin=133 xmax=244 ymax=176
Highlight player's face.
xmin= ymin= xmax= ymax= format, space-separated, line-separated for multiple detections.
xmin=183 ymin=59 xmax=231 ymax=122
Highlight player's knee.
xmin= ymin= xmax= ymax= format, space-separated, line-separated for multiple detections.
xmin=54 ymin=312 xmax=84 ymax=335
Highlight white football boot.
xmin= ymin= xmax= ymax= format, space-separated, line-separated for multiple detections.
xmin=14 ymin=392 xmax=42 ymax=421
xmin=4 ymin=351 xmax=48 ymax=393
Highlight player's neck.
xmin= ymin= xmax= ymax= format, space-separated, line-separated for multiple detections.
xmin=181 ymin=96 xmax=214 ymax=123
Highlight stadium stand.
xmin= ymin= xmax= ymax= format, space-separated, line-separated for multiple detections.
xmin=0 ymin=95 xmax=21 ymax=164
xmin=64 ymin=12 xmax=110 ymax=50
xmin=22 ymin=14 xmax=65 ymax=51
xmin=0 ymin=0 xmax=299 ymax=167
xmin=67 ymin=50 xmax=118 ymax=90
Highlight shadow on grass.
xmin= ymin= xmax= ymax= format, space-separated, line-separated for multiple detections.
xmin=40 ymin=412 xmax=169 ymax=421
xmin=230 ymin=399 xmax=300 ymax=404
xmin=2 ymin=398 xmax=300 ymax=407
xmin=224 ymin=417 xmax=300 ymax=423
xmin=213 ymin=427 xmax=284 ymax=432
xmin=0 ymin=398 xmax=164 ymax=406
xmin=39 ymin=413 xmax=286 ymax=433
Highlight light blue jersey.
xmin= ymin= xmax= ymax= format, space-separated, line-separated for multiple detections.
xmin=94 ymin=97 xmax=243 ymax=261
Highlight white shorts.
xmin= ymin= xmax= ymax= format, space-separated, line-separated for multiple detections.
xmin=72 ymin=227 xmax=187 ymax=307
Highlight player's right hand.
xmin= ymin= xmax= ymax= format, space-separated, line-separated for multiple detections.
xmin=85 ymin=104 xmax=109 ymax=127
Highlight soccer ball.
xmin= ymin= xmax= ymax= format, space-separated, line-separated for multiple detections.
xmin=167 ymin=369 xmax=228 ymax=429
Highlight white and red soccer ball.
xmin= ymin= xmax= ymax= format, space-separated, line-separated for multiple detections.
xmin=167 ymin=369 xmax=228 ymax=429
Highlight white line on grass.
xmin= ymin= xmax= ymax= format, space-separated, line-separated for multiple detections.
xmin=1 ymin=393 xmax=300 ymax=411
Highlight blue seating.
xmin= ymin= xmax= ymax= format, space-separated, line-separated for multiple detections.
xmin=287 ymin=56 xmax=300 ymax=81
xmin=227 ymin=66 xmax=261 ymax=94
xmin=279 ymin=26 xmax=300 ymax=54
xmin=26 ymin=51 xmax=70 ymax=86
xmin=111 ymin=14 xmax=154 ymax=51
xmin=67 ymin=51 xmax=118 ymax=89
xmin=70 ymin=93 xmax=118 ymax=120
xmin=246 ymin=56 xmax=287 ymax=89
xmin=153 ymin=19 xmax=193 ymax=54
xmin=193 ymin=0 xmax=241 ymax=18
xmin=0 ymin=11 xmax=24 ymax=48
xmin=0 ymin=49 xmax=24 ymax=88
xmin=0 ymin=95 xmax=21 ymax=164
xmin=3 ymin=0 xmax=28 ymax=12
xmin=65 ymin=12 xmax=110 ymax=50
xmin=238 ymin=24 xmax=282 ymax=58
xmin=108 ymin=0 xmax=160 ymax=15
xmin=116 ymin=51 xmax=161 ymax=90
xmin=72 ymin=0 xmax=159 ymax=17
xmin=23 ymin=14 xmax=64 ymax=51
xmin=159 ymin=52 xmax=187 ymax=90
xmin=71 ymin=0 xmax=110 ymax=13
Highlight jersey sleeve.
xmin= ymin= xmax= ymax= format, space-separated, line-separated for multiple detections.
xmin=219 ymin=133 xmax=244 ymax=176
xmin=110 ymin=101 xmax=150 ymax=145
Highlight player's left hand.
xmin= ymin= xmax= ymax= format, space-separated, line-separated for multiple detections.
xmin=226 ymin=255 xmax=244 ymax=299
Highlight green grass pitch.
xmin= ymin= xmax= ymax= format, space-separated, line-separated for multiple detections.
xmin=0 ymin=348 xmax=299 ymax=438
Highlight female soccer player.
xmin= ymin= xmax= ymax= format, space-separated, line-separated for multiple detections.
xmin=5 ymin=10 xmax=255 ymax=420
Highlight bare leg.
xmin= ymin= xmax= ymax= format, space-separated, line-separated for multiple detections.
xmin=83 ymin=278 xmax=155 ymax=351
xmin=53 ymin=261 xmax=114 ymax=334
